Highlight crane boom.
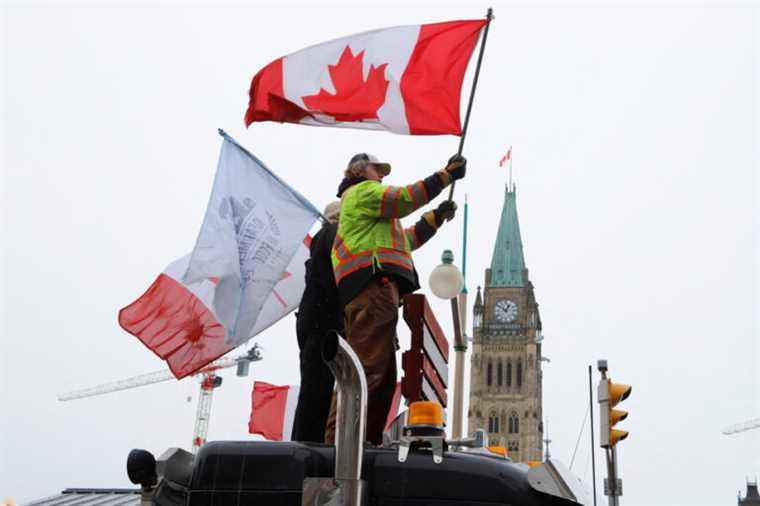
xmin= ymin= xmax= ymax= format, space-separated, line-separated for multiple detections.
xmin=58 ymin=369 xmax=176 ymax=401
xmin=57 ymin=345 xmax=262 ymax=452
xmin=57 ymin=349 xmax=257 ymax=401
xmin=722 ymin=417 xmax=760 ymax=435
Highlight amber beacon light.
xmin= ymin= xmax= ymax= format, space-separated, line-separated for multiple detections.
xmin=407 ymin=400 xmax=445 ymax=428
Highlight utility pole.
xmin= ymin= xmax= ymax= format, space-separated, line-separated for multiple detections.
xmin=597 ymin=359 xmax=631 ymax=506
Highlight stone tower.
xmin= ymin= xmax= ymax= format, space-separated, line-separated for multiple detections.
xmin=468 ymin=185 xmax=544 ymax=462
xmin=739 ymin=481 xmax=760 ymax=505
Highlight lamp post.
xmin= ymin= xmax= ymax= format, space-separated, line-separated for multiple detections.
xmin=429 ymin=250 xmax=467 ymax=439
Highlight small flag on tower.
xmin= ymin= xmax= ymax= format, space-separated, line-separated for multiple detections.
xmin=499 ymin=146 xmax=512 ymax=167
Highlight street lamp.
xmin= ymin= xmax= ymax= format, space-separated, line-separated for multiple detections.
xmin=429 ymin=250 xmax=464 ymax=299
xmin=429 ymin=250 xmax=467 ymax=439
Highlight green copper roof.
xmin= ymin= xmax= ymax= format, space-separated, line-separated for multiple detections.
xmin=489 ymin=186 xmax=525 ymax=287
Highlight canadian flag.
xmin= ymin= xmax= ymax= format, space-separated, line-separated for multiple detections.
xmin=250 ymin=381 xmax=403 ymax=442
xmin=499 ymin=147 xmax=512 ymax=167
xmin=118 ymin=238 xmax=310 ymax=379
xmin=245 ymin=19 xmax=487 ymax=136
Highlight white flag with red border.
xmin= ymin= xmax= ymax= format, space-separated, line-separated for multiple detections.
xmin=119 ymin=132 xmax=320 ymax=379
xmin=118 ymin=239 xmax=310 ymax=379
xmin=245 ymin=19 xmax=487 ymax=136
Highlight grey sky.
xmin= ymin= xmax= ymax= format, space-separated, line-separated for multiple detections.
xmin=2 ymin=3 xmax=758 ymax=506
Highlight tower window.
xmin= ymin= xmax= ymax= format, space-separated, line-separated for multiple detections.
xmin=488 ymin=412 xmax=500 ymax=433
xmin=506 ymin=360 xmax=512 ymax=387
xmin=517 ymin=359 xmax=523 ymax=388
xmin=508 ymin=412 xmax=519 ymax=434
xmin=497 ymin=361 xmax=503 ymax=387
xmin=487 ymin=361 xmax=493 ymax=387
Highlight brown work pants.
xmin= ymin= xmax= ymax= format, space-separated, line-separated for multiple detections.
xmin=324 ymin=277 xmax=399 ymax=446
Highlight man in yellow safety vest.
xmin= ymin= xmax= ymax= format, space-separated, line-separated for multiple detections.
xmin=325 ymin=152 xmax=466 ymax=445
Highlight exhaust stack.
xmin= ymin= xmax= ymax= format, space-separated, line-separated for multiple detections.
xmin=302 ymin=332 xmax=368 ymax=506
xmin=323 ymin=332 xmax=368 ymax=484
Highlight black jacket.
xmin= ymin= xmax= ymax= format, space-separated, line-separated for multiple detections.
xmin=296 ymin=222 xmax=343 ymax=346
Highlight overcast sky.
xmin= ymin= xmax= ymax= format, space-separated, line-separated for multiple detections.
xmin=2 ymin=3 xmax=758 ymax=505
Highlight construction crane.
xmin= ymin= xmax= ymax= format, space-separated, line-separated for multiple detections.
xmin=58 ymin=345 xmax=263 ymax=453
xmin=722 ymin=417 xmax=760 ymax=436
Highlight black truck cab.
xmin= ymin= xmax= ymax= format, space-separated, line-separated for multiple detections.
xmin=127 ymin=335 xmax=590 ymax=506
xmin=131 ymin=440 xmax=590 ymax=506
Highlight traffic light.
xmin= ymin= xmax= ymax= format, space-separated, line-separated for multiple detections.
xmin=598 ymin=374 xmax=632 ymax=448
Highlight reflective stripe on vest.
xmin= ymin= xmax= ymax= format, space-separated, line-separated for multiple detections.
xmin=334 ymin=247 xmax=413 ymax=284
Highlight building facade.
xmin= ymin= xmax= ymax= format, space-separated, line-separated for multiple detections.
xmin=468 ymin=186 xmax=544 ymax=462
xmin=739 ymin=481 xmax=760 ymax=506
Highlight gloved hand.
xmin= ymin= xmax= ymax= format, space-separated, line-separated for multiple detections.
xmin=434 ymin=200 xmax=458 ymax=225
xmin=444 ymin=154 xmax=467 ymax=181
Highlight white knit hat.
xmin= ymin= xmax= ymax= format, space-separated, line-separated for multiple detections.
xmin=323 ymin=201 xmax=341 ymax=224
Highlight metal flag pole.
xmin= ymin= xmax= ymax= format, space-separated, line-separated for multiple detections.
xmin=461 ymin=194 xmax=469 ymax=290
xmin=451 ymin=194 xmax=469 ymax=439
xmin=589 ymin=365 xmax=598 ymax=506
xmin=448 ymin=7 xmax=494 ymax=201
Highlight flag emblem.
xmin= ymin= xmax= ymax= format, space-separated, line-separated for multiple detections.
xmin=245 ymin=20 xmax=487 ymax=135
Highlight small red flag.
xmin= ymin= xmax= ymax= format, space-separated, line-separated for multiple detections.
xmin=249 ymin=381 xmax=403 ymax=441
xmin=499 ymin=147 xmax=512 ymax=167
xmin=249 ymin=382 xmax=300 ymax=441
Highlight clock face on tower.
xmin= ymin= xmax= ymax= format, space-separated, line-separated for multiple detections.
xmin=494 ymin=299 xmax=518 ymax=323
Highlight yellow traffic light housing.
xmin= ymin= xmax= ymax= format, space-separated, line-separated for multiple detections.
xmin=596 ymin=360 xmax=629 ymax=502
xmin=609 ymin=382 xmax=631 ymax=405
xmin=598 ymin=377 xmax=632 ymax=448
xmin=609 ymin=428 xmax=629 ymax=446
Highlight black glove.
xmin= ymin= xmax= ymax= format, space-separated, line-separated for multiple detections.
xmin=444 ymin=154 xmax=467 ymax=181
xmin=434 ymin=200 xmax=458 ymax=225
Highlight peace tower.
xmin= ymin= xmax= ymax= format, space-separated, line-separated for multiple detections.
xmin=468 ymin=185 xmax=544 ymax=462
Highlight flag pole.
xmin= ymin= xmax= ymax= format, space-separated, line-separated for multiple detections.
xmin=461 ymin=193 xmax=468 ymax=291
xmin=448 ymin=7 xmax=494 ymax=201
xmin=217 ymin=129 xmax=329 ymax=224
xmin=508 ymin=145 xmax=513 ymax=190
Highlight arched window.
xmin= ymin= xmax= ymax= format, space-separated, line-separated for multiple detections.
xmin=508 ymin=412 xmax=519 ymax=434
xmin=517 ymin=359 xmax=523 ymax=388
xmin=487 ymin=361 xmax=493 ymax=386
xmin=506 ymin=360 xmax=512 ymax=387
xmin=488 ymin=412 xmax=500 ymax=433
xmin=497 ymin=360 xmax=503 ymax=387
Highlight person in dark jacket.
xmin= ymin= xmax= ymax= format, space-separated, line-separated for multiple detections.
xmin=291 ymin=201 xmax=342 ymax=442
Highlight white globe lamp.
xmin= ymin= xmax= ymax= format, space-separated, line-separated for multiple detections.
xmin=429 ymin=250 xmax=464 ymax=300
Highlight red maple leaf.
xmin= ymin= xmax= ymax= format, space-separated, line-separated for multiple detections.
xmin=302 ymin=46 xmax=389 ymax=122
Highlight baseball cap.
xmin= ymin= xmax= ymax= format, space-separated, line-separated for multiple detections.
xmin=348 ymin=153 xmax=391 ymax=176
